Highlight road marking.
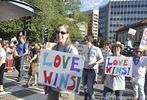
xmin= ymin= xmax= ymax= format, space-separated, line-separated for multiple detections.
xmin=1 ymin=77 xmax=46 ymax=100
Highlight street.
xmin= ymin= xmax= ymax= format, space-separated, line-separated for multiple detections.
xmin=0 ymin=70 xmax=147 ymax=100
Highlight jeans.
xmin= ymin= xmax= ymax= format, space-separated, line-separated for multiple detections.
xmin=82 ymin=69 xmax=96 ymax=100
xmin=103 ymin=86 xmax=123 ymax=100
xmin=14 ymin=55 xmax=26 ymax=80
xmin=0 ymin=63 xmax=5 ymax=85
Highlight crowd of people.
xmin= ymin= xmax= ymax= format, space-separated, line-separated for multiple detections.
xmin=0 ymin=24 xmax=147 ymax=100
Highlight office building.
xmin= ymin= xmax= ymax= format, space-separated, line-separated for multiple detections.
xmin=99 ymin=0 xmax=147 ymax=42
xmin=84 ymin=10 xmax=99 ymax=40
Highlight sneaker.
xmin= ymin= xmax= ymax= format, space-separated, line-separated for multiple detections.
xmin=17 ymin=77 xmax=22 ymax=82
xmin=23 ymin=84 xmax=30 ymax=88
xmin=32 ymin=83 xmax=38 ymax=86
xmin=0 ymin=90 xmax=4 ymax=92
xmin=0 ymin=90 xmax=6 ymax=95
xmin=17 ymin=77 xmax=20 ymax=82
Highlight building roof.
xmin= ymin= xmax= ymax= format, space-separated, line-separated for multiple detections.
xmin=117 ymin=19 xmax=147 ymax=32
xmin=0 ymin=0 xmax=40 ymax=21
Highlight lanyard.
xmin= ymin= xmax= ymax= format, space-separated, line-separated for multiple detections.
xmin=88 ymin=45 xmax=93 ymax=61
xmin=55 ymin=43 xmax=67 ymax=52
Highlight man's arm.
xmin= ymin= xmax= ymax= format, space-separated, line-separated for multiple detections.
xmin=96 ymin=47 xmax=104 ymax=65
xmin=13 ymin=48 xmax=19 ymax=57
xmin=30 ymin=54 xmax=37 ymax=63
xmin=0 ymin=57 xmax=2 ymax=66
xmin=23 ymin=43 xmax=29 ymax=55
xmin=90 ymin=48 xmax=104 ymax=67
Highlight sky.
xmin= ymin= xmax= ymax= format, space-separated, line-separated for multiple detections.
xmin=80 ymin=0 xmax=109 ymax=11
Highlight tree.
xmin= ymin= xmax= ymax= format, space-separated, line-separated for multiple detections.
xmin=0 ymin=19 xmax=23 ymax=40
xmin=0 ymin=0 xmax=88 ymax=43
xmin=26 ymin=0 xmax=87 ymax=42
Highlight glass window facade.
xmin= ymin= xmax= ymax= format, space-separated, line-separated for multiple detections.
xmin=99 ymin=0 xmax=147 ymax=42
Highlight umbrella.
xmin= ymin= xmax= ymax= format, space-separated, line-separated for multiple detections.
xmin=0 ymin=0 xmax=40 ymax=21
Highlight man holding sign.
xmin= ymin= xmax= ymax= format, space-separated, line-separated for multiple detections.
xmin=103 ymin=42 xmax=127 ymax=100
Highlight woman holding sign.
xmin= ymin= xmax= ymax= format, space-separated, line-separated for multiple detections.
xmin=46 ymin=24 xmax=78 ymax=100
xmin=131 ymin=48 xmax=147 ymax=100
xmin=103 ymin=42 xmax=125 ymax=100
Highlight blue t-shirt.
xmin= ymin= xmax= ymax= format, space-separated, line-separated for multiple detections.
xmin=16 ymin=43 xmax=28 ymax=55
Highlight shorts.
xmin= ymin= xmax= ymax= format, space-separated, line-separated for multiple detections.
xmin=28 ymin=62 xmax=38 ymax=76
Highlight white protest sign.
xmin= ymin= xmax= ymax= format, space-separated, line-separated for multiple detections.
xmin=38 ymin=49 xmax=84 ymax=93
xmin=105 ymin=56 xmax=132 ymax=77
xmin=139 ymin=28 xmax=147 ymax=50
xmin=74 ymin=44 xmax=88 ymax=61
xmin=128 ymin=28 xmax=136 ymax=35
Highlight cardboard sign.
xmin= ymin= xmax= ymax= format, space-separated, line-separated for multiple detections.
xmin=105 ymin=56 xmax=132 ymax=77
xmin=38 ymin=49 xmax=84 ymax=93
xmin=128 ymin=28 xmax=136 ymax=35
xmin=139 ymin=28 xmax=147 ymax=50
xmin=74 ymin=44 xmax=88 ymax=61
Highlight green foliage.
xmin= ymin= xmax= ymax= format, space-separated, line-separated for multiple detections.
xmin=70 ymin=12 xmax=88 ymax=22
xmin=0 ymin=19 xmax=23 ymax=40
xmin=99 ymin=36 xmax=107 ymax=48
xmin=0 ymin=0 xmax=87 ymax=43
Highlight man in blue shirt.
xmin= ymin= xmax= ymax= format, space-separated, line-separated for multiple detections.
xmin=14 ymin=35 xmax=29 ymax=82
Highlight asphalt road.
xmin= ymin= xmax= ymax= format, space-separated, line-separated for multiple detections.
xmin=1 ymin=69 xmax=147 ymax=100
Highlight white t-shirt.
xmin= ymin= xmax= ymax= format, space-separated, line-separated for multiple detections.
xmin=0 ymin=48 xmax=6 ymax=64
xmin=125 ymin=40 xmax=133 ymax=48
xmin=132 ymin=56 xmax=147 ymax=78
xmin=84 ymin=45 xmax=103 ymax=70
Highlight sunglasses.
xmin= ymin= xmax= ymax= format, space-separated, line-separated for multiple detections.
xmin=56 ymin=31 xmax=67 ymax=35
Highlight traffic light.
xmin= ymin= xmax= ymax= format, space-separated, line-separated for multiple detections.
xmin=24 ymin=16 xmax=31 ymax=30
xmin=44 ymin=28 xmax=48 ymax=42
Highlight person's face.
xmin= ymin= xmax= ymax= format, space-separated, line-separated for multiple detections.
xmin=104 ymin=45 xmax=110 ymax=51
xmin=135 ymin=51 xmax=142 ymax=57
xmin=84 ymin=38 xmax=91 ymax=46
xmin=113 ymin=46 xmax=121 ymax=54
xmin=56 ymin=26 xmax=69 ymax=44
xmin=19 ymin=37 xmax=24 ymax=42
xmin=86 ymin=40 xmax=91 ymax=46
